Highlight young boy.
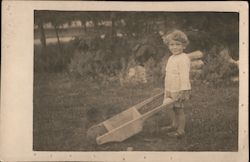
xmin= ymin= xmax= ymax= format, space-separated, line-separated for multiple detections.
xmin=162 ymin=30 xmax=191 ymax=138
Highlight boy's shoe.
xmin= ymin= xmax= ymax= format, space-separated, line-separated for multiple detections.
xmin=167 ymin=131 xmax=185 ymax=139
xmin=160 ymin=126 xmax=177 ymax=132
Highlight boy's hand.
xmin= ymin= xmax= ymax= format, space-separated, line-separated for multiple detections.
xmin=163 ymin=97 xmax=172 ymax=106
xmin=177 ymin=90 xmax=191 ymax=102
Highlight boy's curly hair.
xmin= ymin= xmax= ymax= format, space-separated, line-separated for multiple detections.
xmin=162 ymin=29 xmax=189 ymax=47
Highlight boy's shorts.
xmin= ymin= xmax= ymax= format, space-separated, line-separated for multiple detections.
xmin=164 ymin=91 xmax=190 ymax=108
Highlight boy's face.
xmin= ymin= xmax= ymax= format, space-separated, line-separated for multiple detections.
xmin=168 ymin=40 xmax=185 ymax=55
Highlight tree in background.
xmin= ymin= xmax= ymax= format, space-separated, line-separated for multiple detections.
xmin=34 ymin=11 xmax=50 ymax=53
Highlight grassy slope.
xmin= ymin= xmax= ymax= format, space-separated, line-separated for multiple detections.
xmin=33 ymin=73 xmax=238 ymax=151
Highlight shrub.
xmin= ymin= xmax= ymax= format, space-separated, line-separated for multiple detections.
xmin=34 ymin=31 xmax=239 ymax=86
xmin=68 ymin=35 xmax=134 ymax=84
xmin=34 ymin=42 xmax=75 ymax=73
xmin=200 ymin=46 xmax=239 ymax=85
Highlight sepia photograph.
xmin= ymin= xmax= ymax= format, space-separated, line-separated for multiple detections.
xmin=1 ymin=1 xmax=248 ymax=162
xmin=33 ymin=11 xmax=239 ymax=151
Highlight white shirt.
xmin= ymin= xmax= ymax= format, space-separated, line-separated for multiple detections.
xmin=165 ymin=53 xmax=191 ymax=92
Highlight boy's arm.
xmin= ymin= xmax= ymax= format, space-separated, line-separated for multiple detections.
xmin=179 ymin=56 xmax=191 ymax=91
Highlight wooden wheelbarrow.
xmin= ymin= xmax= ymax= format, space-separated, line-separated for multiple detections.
xmin=86 ymin=50 xmax=204 ymax=145
xmin=87 ymin=93 xmax=174 ymax=145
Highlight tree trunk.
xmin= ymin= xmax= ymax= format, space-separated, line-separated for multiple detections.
xmin=111 ymin=18 xmax=116 ymax=52
xmin=111 ymin=19 xmax=115 ymax=38
xmin=38 ymin=21 xmax=46 ymax=52
xmin=81 ymin=20 xmax=87 ymax=33
xmin=54 ymin=25 xmax=62 ymax=52
xmin=83 ymin=21 xmax=87 ymax=32
xmin=93 ymin=19 xmax=98 ymax=31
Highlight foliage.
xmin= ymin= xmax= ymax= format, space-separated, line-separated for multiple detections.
xmin=200 ymin=46 xmax=239 ymax=85
xmin=35 ymin=11 xmax=239 ymax=47
xmin=34 ymin=11 xmax=239 ymax=85
xmin=34 ymin=42 xmax=75 ymax=73
xmin=68 ymin=35 xmax=133 ymax=83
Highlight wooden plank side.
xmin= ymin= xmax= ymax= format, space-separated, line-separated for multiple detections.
xmin=97 ymin=119 xmax=143 ymax=145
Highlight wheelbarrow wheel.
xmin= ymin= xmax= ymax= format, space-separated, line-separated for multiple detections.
xmin=86 ymin=124 xmax=107 ymax=145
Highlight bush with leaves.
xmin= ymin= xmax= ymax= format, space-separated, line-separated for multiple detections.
xmin=200 ymin=46 xmax=239 ymax=85
xmin=68 ymin=35 xmax=134 ymax=84
xmin=34 ymin=42 xmax=74 ymax=73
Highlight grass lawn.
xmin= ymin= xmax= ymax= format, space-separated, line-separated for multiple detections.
xmin=33 ymin=73 xmax=238 ymax=151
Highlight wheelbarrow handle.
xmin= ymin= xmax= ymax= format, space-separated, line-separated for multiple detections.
xmin=134 ymin=92 xmax=164 ymax=111
xmin=141 ymin=98 xmax=175 ymax=121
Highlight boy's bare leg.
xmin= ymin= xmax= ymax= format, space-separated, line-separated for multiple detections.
xmin=170 ymin=106 xmax=178 ymax=128
xmin=161 ymin=106 xmax=177 ymax=131
xmin=175 ymin=107 xmax=185 ymax=134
